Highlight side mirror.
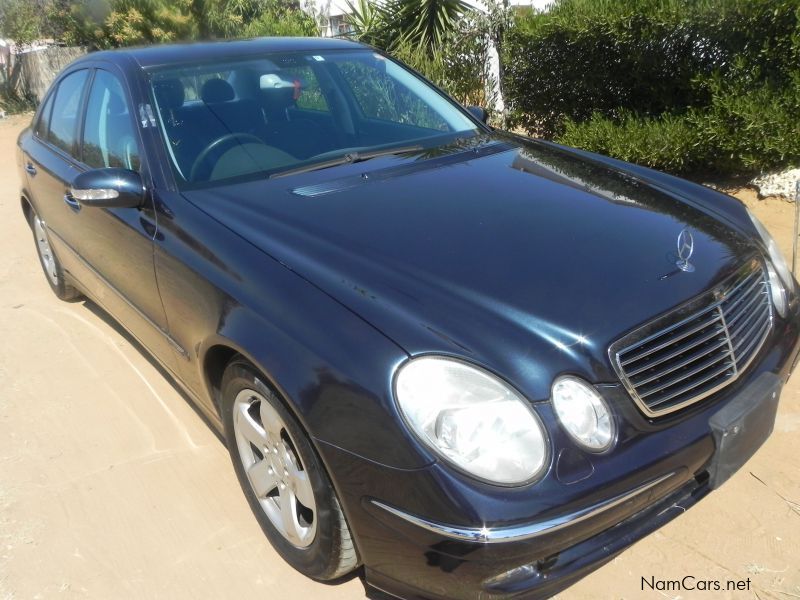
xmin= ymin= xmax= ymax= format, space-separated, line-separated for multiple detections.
xmin=467 ymin=105 xmax=489 ymax=124
xmin=70 ymin=168 xmax=144 ymax=208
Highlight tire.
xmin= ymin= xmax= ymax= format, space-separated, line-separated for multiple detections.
xmin=28 ymin=207 xmax=81 ymax=301
xmin=221 ymin=357 xmax=358 ymax=580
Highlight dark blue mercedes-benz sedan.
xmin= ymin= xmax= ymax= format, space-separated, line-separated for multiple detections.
xmin=16 ymin=36 xmax=800 ymax=599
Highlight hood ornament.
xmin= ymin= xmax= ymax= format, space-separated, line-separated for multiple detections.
xmin=676 ymin=228 xmax=695 ymax=272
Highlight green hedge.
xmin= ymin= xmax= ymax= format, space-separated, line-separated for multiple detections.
xmin=559 ymin=80 xmax=800 ymax=174
xmin=559 ymin=111 xmax=706 ymax=173
xmin=503 ymin=0 xmax=800 ymax=175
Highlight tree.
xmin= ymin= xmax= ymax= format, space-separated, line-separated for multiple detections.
xmin=104 ymin=0 xmax=199 ymax=46
xmin=390 ymin=0 xmax=471 ymax=52
xmin=345 ymin=0 xmax=472 ymax=55
xmin=207 ymin=0 xmax=316 ymax=38
xmin=44 ymin=0 xmax=315 ymax=48
xmin=0 ymin=0 xmax=44 ymax=47
xmin=344 ymin=0 xmax=390 ymax=46
xmin=344 ymin=0 xmax=502 ymax=118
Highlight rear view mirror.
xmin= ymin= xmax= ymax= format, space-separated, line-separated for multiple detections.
xmin=70 ymin=168 xmax=144 ymax=208
xmin=467 ymin=106 xmax=489 ymax=124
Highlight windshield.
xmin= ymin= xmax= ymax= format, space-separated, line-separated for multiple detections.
xmin=148 ymin=49 xmax=480 ymax=188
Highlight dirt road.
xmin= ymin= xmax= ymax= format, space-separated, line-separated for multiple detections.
xmin=1 ymin=113 xmax=798 ymax=599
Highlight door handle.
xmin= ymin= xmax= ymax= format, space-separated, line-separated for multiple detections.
xmin=25 ymin=163 xmax=37 ymax=176
xmin=63 ymin=192 xmax=81 ymax=211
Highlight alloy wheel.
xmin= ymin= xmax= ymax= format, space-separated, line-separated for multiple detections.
xmin=33 ymin=215 xmax=59 ymax=286
xmin=232 ymin=389 xmax=317 ymax=548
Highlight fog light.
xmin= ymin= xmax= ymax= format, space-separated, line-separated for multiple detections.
xmin=484 ymin=563 xmax=540 ymax=591
xmin=551 ymin=376 xmax=615 ymax=452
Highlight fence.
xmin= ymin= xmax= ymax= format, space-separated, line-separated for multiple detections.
xmin=2 ymin=46 xmax=87 ymax=106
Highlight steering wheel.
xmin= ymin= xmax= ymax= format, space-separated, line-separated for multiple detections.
xmin=189 ymin=132 xmax=267 ymax=182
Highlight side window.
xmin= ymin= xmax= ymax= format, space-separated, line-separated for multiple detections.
xmin=336 ymin=61 xmax=448 ymax=131
xmin=82 ymin=70 xmax=141 ymax=171
xmin=175 ymin=71 xmax=231 ymax=102
xmin=48 ymin=69 xmax=89 ymax=156
xmin=34 ymin=93 xmax=54 ymax=139
xmin=282 ymin=66 xmax=328 ymax=112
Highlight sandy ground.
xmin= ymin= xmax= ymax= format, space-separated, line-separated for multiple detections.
xmin=1 ymin=112 xmax=798 ymax=600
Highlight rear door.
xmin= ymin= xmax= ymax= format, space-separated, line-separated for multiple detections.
xmin=23 ymin=69 xmax=90 ymax=254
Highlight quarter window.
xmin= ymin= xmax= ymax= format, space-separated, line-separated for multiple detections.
xmin=48 ymin=69 xmax=89 ymax=156
xmin=34 ymin=92 xmax=54 ymax=139
xmin=336 ymin=60 xmax=449 ymax=131
xmin=82 ymin=70 xmax=141 ymax=170
xmin=282 ymin=66 xmax=328 ymax=112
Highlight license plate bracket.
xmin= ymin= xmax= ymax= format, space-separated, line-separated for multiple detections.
xmin=708 ymin=372 xmax=781 ymax=489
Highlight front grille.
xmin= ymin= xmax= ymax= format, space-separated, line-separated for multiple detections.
xmin=610 ymin=260 xmax=773 ymax=417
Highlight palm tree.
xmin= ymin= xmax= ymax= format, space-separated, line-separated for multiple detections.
xmin=345 ymin=0 xmax=472 ymax=55
xmin=391 ymin=0 xmax=471 ymax=52
xmin=343 ymin=0 xmax=391 ymax=46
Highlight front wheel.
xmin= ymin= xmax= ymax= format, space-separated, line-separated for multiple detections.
xmin=28 ymin=207 xmax=81 ymax=301
xmin=221 ymin=357 xmax=358 ymax=580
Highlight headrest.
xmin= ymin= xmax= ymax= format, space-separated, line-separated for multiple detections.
xmin=201 ymin=78 xmax=235 ymax=103
xmin=259 ymin=73 xmax=296 ymax=90
xmin=153 ymin=79 xmax=184 ymax=110
xmin=259 ymin=73 xmax=299 ymax=115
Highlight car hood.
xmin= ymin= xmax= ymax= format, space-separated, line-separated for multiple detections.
xmin=183 ymin=135 xmax=757 ymax=399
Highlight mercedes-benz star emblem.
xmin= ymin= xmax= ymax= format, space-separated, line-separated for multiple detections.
xmin=676 ymin=228 xmax=695 ymax=272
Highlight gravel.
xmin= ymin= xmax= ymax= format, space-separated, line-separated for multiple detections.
xmin=750 ymin=167 xmax=800 ymax=200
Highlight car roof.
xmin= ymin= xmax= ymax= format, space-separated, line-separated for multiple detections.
xmin=83 ymin=37 xmax=367 ymax=69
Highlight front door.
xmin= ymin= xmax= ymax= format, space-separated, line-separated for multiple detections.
xmin=73 ymin=67 xmax=178 ymax=367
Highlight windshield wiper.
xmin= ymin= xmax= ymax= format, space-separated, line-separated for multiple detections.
xmin=270 ymin=144 xmax=423 ymax=179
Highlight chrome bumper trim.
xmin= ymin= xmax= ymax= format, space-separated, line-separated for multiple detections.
xmin=370 ymin=472 xmax=677 ymax=544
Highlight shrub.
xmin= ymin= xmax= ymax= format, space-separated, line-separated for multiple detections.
xmin=503 ymin=0 xmax=800 ymax=176
xmin=504 ymin=0 xmax=712 ymax=137
xmin=559 ymin=111 xmax=706 ymax=174
xmin=558 ymin=76 xmax=800 ymax=176
xmin=0 ymin=89 xmax=36 ymax=114
xmin=690 ymin=73 xmax=800 ymax=172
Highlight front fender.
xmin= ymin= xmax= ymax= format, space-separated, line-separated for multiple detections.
xmin=154 ymin=190 xmax=433 ymax=471
xmin=199 ymin=305 xmax=433 ymax=471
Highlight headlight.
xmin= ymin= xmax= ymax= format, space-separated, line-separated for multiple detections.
xmin=394 ymin=356 xmax=548 ymax=485
xmin=765 ymin=261 xmax=789 ymax=318
xmin=748 ymin=208 xmax=794 ymax=317
xmin=551 ymin=376 xmax=614 ymax=452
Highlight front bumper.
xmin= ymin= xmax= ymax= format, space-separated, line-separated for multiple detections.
xmin=366 ymin=475 xmax=710 ymax=599
xmin=316 ymin=307 xmax=800 ymax=600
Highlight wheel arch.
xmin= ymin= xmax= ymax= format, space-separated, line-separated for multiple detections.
xmin=20 ymin=192 xmax=34 ymax=225
xmin=199 ymin=335 xmax=366 ymax=552
xmin=202 ymin=341 xmax=239 ymax=414
xmin=200 ymin=334 xmax=308 ymax=433
xmin=189 ymin=288 xmax=425 ymax=471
